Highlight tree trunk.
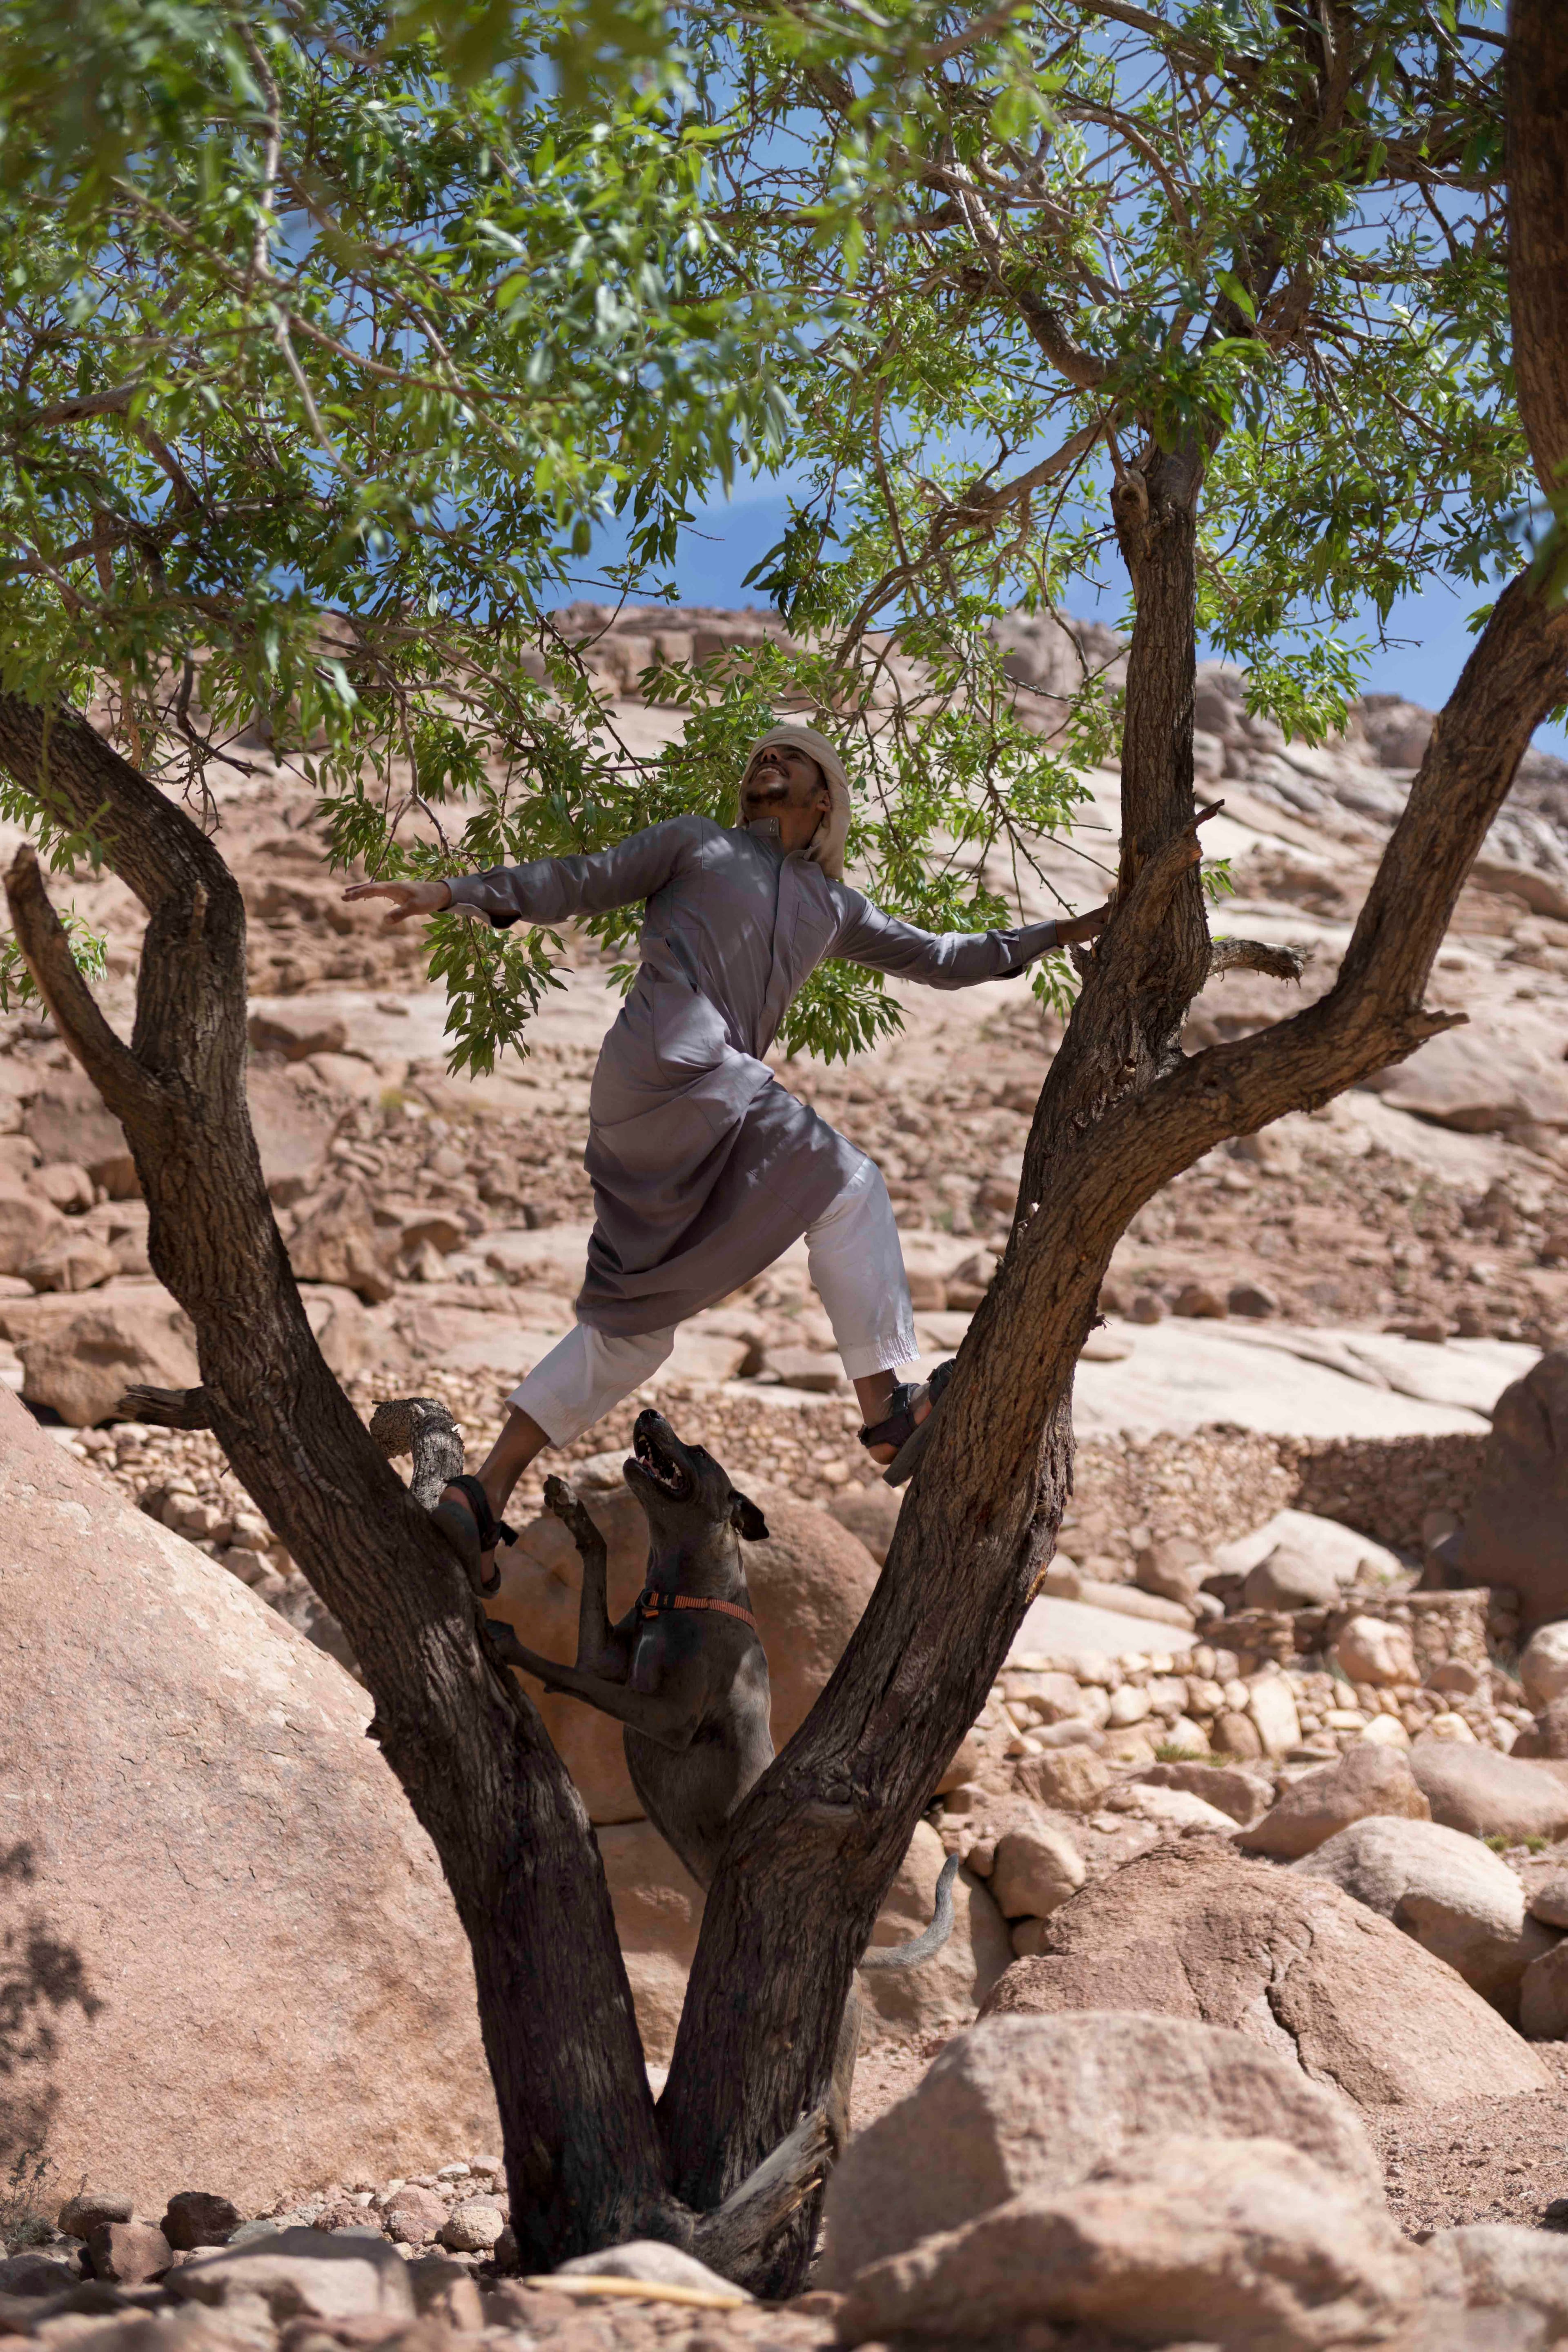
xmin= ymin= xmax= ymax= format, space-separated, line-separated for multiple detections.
xmin=0 ymin=700 xmax=668 ymax=2266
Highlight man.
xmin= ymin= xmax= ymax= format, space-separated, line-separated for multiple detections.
xmin=347 ymin=722 xmax=1109 ymax=1585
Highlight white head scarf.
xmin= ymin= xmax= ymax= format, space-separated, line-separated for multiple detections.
xmin=738 ymin=721 xmax=853 ymax=881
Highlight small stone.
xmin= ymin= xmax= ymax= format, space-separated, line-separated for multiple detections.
xmin=1528 ymin=1873 xmax=1568 ymax=1930
xmin=1172 ymin=1282 xmax=1226 ymax=1319
xmin=989 ymin=1827 xmax=1086 ymax=1920
xmin=161 ymin=2192 xmax=245 ymax=2252
xmin=1227 ymin=1282 xmax=1278 ymax=1318
xmin=1522 ymin=1623 xmax=1568 ymax=1711
xmin=381 ymin=2186 xmax=448 ymax=2247
xmin=1331 ymin=1617 xmax=1417 ymax=1688
xmin=0 ymin=2252 xmax=78 ymax=2296
xmin=86 ymin=2221 xmax=173 ymax=2284
xmin=1211 ymin=1710 xmax=1265 ymax=1760
xmin=1130 ymin=1292 xmax=1165 ymax=1323
xmin=58 ymin=2192 xmax=134 ymax=2238
xmin=1012 ymin=1748 xmax=1114 ymax=1814
xmin=437 ymin=2200 xmax=505 ymax=2254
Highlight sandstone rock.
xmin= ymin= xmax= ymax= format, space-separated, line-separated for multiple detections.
xmin=0 ymin=2253 xmax=76 ymax=2295
xmin=1371 ymin=1026 xmax=1568 ymax=1136
xmin=1212 ymin=1709 xmax=1265 ymax=1758
xmin=1528 ymin=1873 xmax=1568 ymax=1929
xmin=1173 ymin=1281 xmax=1227 ymax=1319
xmin=1239 ymin=1743 xmax=1431 ymax=1860
xmin=0 ymin=1388 xmax=497 ymax=2213
xmin=820 ymin=2008 xmax=1383 ymax=2288
xmin=1410 ymin=1735 xmax=1568 ymax=1843
xmin=1296 ymin=1816 xmax=1549 ymax=2013
xmin=1248 ymin=1670 xmax=1304 ymax=1755
xmin=22 ymin=1232 xmax=121 ymax=1294
xmin=1228 ymin=1281 xmax=1279 ymax=1317
xmin=827 ymin=1482 xmax=901 ymax=1566
xmin=1519 ymin=1939 xmax=1568 ymax=2038
xmin=1332 ymin=1615 xmax=1418 ymax=1687
xmin=24 ymin=1075 xmax=137 ymax=1196
xmin=834 ymin=2134 xmax=1426 ymax=2352
xmin=248 ymin=1007 xmax=349 ymax=1061
xmin=247 ymin=1066 xmax=336 ymax=1203
xmin=763 ymin=1345 xmax=846 ymax=1392
xmin=20 ymin=1294 xmax=200 ymax=1425
xmin=1103 ymin=1782 xmax=1237 ymax=1831
xmin=1451 ymin=1352 xmax=1568 ymax=1634
xmin=989 ymin=1827 xmax=1085 ymax=1919
xmin=979 ymin=1838 xmax=1548 ymax=2106
xmin=1137 ymin=1760 xmax=1271 ymax=1826
xmin=1433 ymin=2222 xmax=1568 ymax=2329
xmin=58 ymin=2192 xmax=133 ymax=2236
xmin=0 ymin=1184 xmax=66 ymax=1276
xmin=488 ymin=1481 xmax=878 ymax=1822
xmin=174 ymin=2229 xmax=415 ymax=2322
xmin=439 ymin=2199 xmax=505 ymax=2253
xmin=603 ymin=1815 xmax=1007 ymax=2066
xmin=1215 ymin=1509 xmax=1401 ymax=1590
xmin=299 ymin=1283 xmax=391 ymax=1381
xmin=1134 ymin=1538 xmax=1206 ymax=1612
xmin=1243 ymin=1544 xmax=1341 ymax=1611
xmin=34 ymin=1161 xmax=93 ymax=1212
xmin=161 ymin=2192 xmax=244 ymax=2251
xmin=1521 ymin=1621 xmax=1568 ymax=1710
xmin=381 ymin=2186 xmax=449 ymax=2247
xmin=86 ymin=2221 xmax=172 ymax=2284
xmin=286 ymin=1183 xmax=395 ymax=1304
xmin=1012 ymin=1748 xmax=1114 ymax=1813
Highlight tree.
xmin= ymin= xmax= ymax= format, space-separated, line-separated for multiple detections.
xmin=0 ymin=0 xmax=1564 ymax=2298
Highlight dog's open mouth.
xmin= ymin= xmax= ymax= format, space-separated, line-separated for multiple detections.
xmin=629 ymin=1423 xmax=692 ymax=1500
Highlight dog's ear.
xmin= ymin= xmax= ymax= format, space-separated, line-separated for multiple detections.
xmin=730 ymin=1489 xmax=770 ymax=1542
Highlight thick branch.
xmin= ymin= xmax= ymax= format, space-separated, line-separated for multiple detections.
xmin=120 ymin=1383 xmax=214 ymax=1430
xmin=1507 ymin=0 xmax=1568 ymax=496
xmin=4 ymin=844 xmax=151 ymax=1112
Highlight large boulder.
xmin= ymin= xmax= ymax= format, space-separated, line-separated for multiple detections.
xmin=1449 ymin=1351 xmax=1568 ymax=1633
xmin=0 ymin=1185 xmax=67 ymax=1277
xmin=24 ymin=1073 xmax=138 ymax=1197
xmin=979 ymin=1838 xmax=1549 ymax=2107
xmin=0 ymin=1388 xmax=497 ymax=2211
xmin=833 ymin=2134 xmax=1428 ymax=2352
xmin=1214 ymin=1509 xmax=1402 ymax=1592
xmin=488 ymin=1472 xmax=880 ymax=1822
xmin=602 ymin=1817 xmax=1009 ymax=2066
xmin=1369 ymin=1025 xmax=1568 ymax=1136
xmin=1238 ymin=1742 xmax=1431 ymax=1861
xmin=1294 ymin=1815 xmax=1552 ymax=2015
xmin=819 ymin=2009 xmax=1383 ymax=2287
xmin=1520 ymin=1621 xmax=1568 ymax=1711
xmin=18 ymin=1292 xmax=200 ymax=1425
xmin=1408 ymin=1733 xmax=1568 ymax=1843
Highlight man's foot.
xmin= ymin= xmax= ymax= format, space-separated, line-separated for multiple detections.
xmin=860 ymin=1387 xmax=933 ymax=1466
xmin=858 ymin=1361 xmax=957 ymax=1487
xmin=430 ymin=1475 xmax=513 ymax=1597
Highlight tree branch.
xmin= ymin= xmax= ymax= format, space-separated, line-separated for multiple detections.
xmin=119 ymin=1383 xmax=214 ymax=1430
xmin=4 ymin=844 xmax=152 ymax=1113
xmin=1206 ymin=937 xmax=1308 ymax=982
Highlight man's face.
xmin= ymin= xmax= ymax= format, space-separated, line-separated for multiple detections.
xmin=741 ymin=742 xmax=829 ymax=842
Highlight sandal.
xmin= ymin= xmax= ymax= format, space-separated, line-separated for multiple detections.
xmin=430 ymin=1474 xmax=517 ymax=1599
xmin=858 ymin=1359 xmax=956 ymax=1490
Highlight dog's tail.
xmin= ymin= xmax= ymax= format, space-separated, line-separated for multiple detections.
xmin=858 ymin=1852 xmax=961 ymax=1971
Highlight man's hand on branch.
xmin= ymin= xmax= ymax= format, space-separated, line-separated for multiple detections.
xmin=1055 ymin=900 xmax=1113 ymax=947
xmin=342 ymin=879 xmax=453 ymax=924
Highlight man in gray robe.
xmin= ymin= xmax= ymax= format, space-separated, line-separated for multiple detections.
xmin=347 ymin=724 xmax=1108 ymax=1577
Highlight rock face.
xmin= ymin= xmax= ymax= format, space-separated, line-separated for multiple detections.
xmin=1451 ymin=1351 xmax=1568 ymax=1633
xmin=602 ymin=1817 xmax=1009 ymax=2065
xmin=819 ymin=2009 xmax=1384 ymax=2287
xmin=979 ymin=1838 xmax=1549 ymax=2106
xmin=1408 ymin=1734 xmax=1568 ymax=1842
xmin=833 ymin=2134 xmax=1428 ymax=2352
xmin=0 ymin=1388 xmax=497 ymax=2211
xmin=488 ymin=1476 xmax=880 ymax=1822
xmin=18 ymin=1293 xmax=200 ymax=1426
xmin=1238 ymin=1742 xmax=1431 ymax=1861
xmin=1294 ymin=1815 xmax=1550 ymax=2014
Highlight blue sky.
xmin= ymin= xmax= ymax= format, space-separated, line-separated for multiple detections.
xmin=585 ymin=485 xmax=1568 ymax=762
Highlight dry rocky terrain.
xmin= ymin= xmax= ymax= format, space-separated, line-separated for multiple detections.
xmin=6 ymin=608 xmax=1568 ymax=2347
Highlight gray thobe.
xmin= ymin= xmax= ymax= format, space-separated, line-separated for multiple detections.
xmin=445 ymin=816 xmax=1060 ymax=1337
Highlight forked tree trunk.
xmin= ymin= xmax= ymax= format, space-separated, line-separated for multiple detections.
xmin=4 ymin=2 xmax=1568 ymax=2290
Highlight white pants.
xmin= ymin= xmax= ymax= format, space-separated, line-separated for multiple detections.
xmin=508 ymin=1160 xmax=917 ymax=1446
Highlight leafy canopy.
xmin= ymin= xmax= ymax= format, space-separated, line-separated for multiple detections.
xmin=0 ymin=0 xmax=1515 ymax=1067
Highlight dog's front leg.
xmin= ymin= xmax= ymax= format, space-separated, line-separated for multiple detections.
xmin=483 ymin=1621 xmax=699 ymax=1751
xmin=543 ymin=1474 xmax=622 ymax=1677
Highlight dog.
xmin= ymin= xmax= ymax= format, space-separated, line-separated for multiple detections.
xmin=482 ymin=1407 xmax=956 ymax=2129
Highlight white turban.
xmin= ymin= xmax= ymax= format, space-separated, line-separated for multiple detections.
xmin=738 ymin=721 xmax=853 ymax=881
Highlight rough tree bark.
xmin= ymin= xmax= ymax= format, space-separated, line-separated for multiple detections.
xmin=3 ymin=0 xmax=1566 ymax=2299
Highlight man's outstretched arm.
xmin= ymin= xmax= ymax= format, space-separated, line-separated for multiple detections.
xmin=344 ymin=813 xmax=708 ymax=929
xmin=831 ymin=892 xmax=1110 ymax=989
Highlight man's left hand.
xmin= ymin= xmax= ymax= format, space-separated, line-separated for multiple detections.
xmin=1055 ymin=900 xmax=1113 ymax=946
